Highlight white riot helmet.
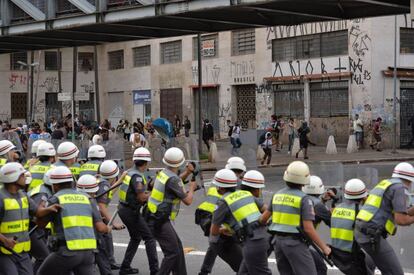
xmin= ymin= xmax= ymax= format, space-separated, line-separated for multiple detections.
xmin=344 ymin=179 xmax=368 ymax=200
xmin=241 ymin=170 xmax=265 ymax=189
xmin=0 ymin=140 xmax=16 ymax=156
xmin=77 ymin=174 xmax=99 ymax=193
xmin=392 ymin=162 xmax=414 ymax=183
xmin=283 ymin=161 xmax=310 ymax=185
xmin=31 ymin=140 xmax=46 ymax=155
xmin=43 ymin=169 xmax=53 ymax=186
xmin=227 ymin=157 xmax=245 ymax=165
xmin=92 ymin=135 xmax=102 ymax=145
xmin=99 ymin=160 xmax=120 ymax=179
xmin=57 ymin=142 xmax=79 ymax=160
xmin=225 ymin=157 xmax=246 ymax=172
xmin=49 ymin=166 xmax=73 ymax=185
xmin=0 ymin=162 xmax=26 ymax=183
xmin=133 ymin=147 xmax=151 ymax=162
xmin=88 ymin=145 xmax=106 ymax=159
xmin=37 ymin=142 xmax=56 ymax=157
xmin=303 ymin=175 xmax=325 ymax=195
xmin=212 ymin=169 xmax=238 ymax=188
xmin=162 ymin=147 xmax=185 ymax=168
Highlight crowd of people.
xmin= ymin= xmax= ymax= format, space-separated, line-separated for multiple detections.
xmin=0 ymin=117 xmax=413 ymax=275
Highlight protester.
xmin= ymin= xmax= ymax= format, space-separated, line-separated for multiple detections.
xmin=202 ymin=119 xmax=214 ymax=151
xmin=183 ymin=116 xmax=191 ymax=137
xmin=353 ymin=114 xmax=364 ymax=150
xmin=287 ymin=118 xmax=295 ymax=155
xmin=370 ymin=117 xmax=382 ymax=152
xmin=296 ymin=121 xmax=311 ymax=159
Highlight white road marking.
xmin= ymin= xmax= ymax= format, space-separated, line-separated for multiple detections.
xmin=113 ymin=242 xmax=414 ymax=274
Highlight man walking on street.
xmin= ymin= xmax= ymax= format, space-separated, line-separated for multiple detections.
xmin=353 ymin=114 xmax=364 ymax=150
xmin=202 ymin=119 xmax=214 ymax=151
xmin=370 ymin=117 xmax=382 ymax=152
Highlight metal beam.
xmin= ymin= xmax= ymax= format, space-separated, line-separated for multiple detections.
xmin=108 ymin=23 xmax=200 ymax=34
xmin=2 ymin=35 xmax=104 ymax=45
xmin=0 ymin=40 xmax=62 ymax=48
xmin=243 ymin=6 xmax=343 ymax=20
xmin=354 ymin=0 xmax=409 ymax=9
xmin=10 ymin=0 xmax=46 ymax=21
xmin=1 ymin=0 xmax=12 ymax=26
xmin=68 ymin=0 xmax=96 ymax=14
xmin=46 ymin=0 xmax=56 ymax=20
xmin=55 ymin=29 xmax=153 ymax=39
xmin=165 ymin=15 xmax=269 ymax=28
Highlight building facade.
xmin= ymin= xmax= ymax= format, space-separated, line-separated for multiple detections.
xmin=1 ymin=15 xmax=413 ymax=147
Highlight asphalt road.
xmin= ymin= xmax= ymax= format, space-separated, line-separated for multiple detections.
xmin=104 ymin=162 xmax=414 ymax=275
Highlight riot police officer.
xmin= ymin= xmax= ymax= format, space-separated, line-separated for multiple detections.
xmin=37 ymin=166 xmax=109 ymax=275
xmin=54 ymin=142 xmax=81 ymax=180
xmin=79 ymin=145 xmax=106 ymax=177
xmin=355 ymin=162 xmax=414 ymax=275
xmin=147 ymin=147 xmax=197 ymax=275
xmin=260 ymin=161 xmax=331 ymax=275
xmin=28 ymin=142 xmax=55 ymax=191
xmin=24 ymin=139 xmax=46 ymax=169
xmin=118 ymin=147 xmax=159 ymax=275
xmin=0 ymin=140 xmax=18 ymax=168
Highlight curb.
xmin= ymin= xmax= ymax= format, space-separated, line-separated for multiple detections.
xmin=200 ymin=156 xmax=414 ymax=172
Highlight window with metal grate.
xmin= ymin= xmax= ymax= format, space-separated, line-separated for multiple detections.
xmin=108 ymin=50 xmax=124 ymax=70
xmin=10 ymin=52 xmax=28 ymax=71
xmin=232 ymin=29 xmax=256 ymax=56
xmin=133 ymin=45 xmax=151 ymax=67
xmin=11 ymin=93 xmax=27 ymax=119
xmin=160 ymin=40 xmax=182 ymax=64
xmin=400 ymin=28 xmax=414 ymax=54
xmin=45 ymin=51 xmax=62 ymax=71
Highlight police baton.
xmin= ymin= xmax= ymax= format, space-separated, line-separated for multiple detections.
xmin=28 ymin=225 xmax=38 ymax=236
xmin=95 ymin=181 xmax=123 ymax=199
xmin=0 ymin=237 xmax=23 ymax=259
xmin=108 ymin=209 xmax=119 ymax=227
xmin=296 ymin=226 xmax=334 ymax=267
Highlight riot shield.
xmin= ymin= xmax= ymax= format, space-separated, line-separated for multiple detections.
xmin=343 ymin=164 xmax=379 ymax=190
xmin=102 ymin=137 xmax=126 ymax=170
xmin=309 ymin=161 xmax=344 ymax=206
xmin=389 ymin=224 xmax=414 ymax=273
xmin=225 ymin=129 xmax=258 ymax=171
xmin=0 ymin=131 xmax=23 ymax=153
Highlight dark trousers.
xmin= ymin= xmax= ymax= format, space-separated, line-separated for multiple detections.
xmin=330 ymin=246 xmax=375 ymax=275
xmin=262 ymin=147 xmax=272 ymax=165
xmin=310 ymin=247 xmax=327 ymax=275
xmin=199 ymin=244 xmax=218 ymax=274
xmin=238 ymin=237 xmax=272 ymax=275
xmin=37 ymin=247 xmax=95 ymax=275
xmin=96 ymin=235 xmax=113 ymax=275
xmin=104 ymin=232 xmax=117 ymax=265
xmin=151 ymin=220 xmax=187 ymax=275
xmin=118 ymin=205 xmax=159 ymax=274
xmin=29 ymin=228 xmax=49 ymax=274
xmin=0 ymin=252 xmax=33 ymax=275
xmin=210 ymin=236 xmax=243 ymax=272
xmin=203 ymin=139 xmax=211 ymax=151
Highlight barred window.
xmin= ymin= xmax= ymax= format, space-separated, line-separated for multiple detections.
xmin=400 ymin=28 xmax=414 ymax=54
xmin=78 ymin=52 xmax=94 ymax=71
xmin=310 ymin=81 xmax=348 ymax=117
xmin=272 ymin=30 xmax=348 ymax=62
xmin=108 ymin=50 xmax=124 ymax=70
xmin=133 ymin=45 xmax=151 ymax=67
xmin=10 ymin=52 xmax=28 ymax=71
xmin=193 ymin=34 xmax=219 ymax=60
xmin=274 ymin=84 xmax=304 ymax=118
xmin=232 ymin=29 xmax=256 ymax=56
xmin=11 ymin=93 xmax=27 ymax=119
xmin=45 ymin=51 xmax=62 ymax=71
xmin=160 ymin=40 xmax=182 ymax=64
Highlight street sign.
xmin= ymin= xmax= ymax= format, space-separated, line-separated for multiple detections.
xmin=58 ymin=93 xmax=72 ymax=101
xmin=133 ymin=90 xmax=151 ymax=104
xmin=74 ymin=93 xmax=89 ymax=101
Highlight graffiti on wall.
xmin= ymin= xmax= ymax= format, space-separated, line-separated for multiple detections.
xmin=9 ymin=73 xmax=27 ymax=90
xmin=230 ymin=60 xmax=255 ymax=84
xmin=266 ymin=20 xmax=348 ymax=44
xmin=80 ymin=82 xmax=94 ymax=93
xmin=40 ymin=77 xmax=59 ymax=93
xmin=191 ymin=64 xmax=221 ymax=85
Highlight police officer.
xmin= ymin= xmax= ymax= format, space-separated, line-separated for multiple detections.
xmin=118 ymin=147 xmax=159 ymax=275
xmin=37 ymin=166 xmax=110 ymax=275
xmin=79 ymin=145 xmax=106 ymax=177
xmin=0 ymin=140 xmax=18 ymax=168
xmin=24 ymin=139 xmax=46 ymax=169
xmin=355 ymin=162 xmax=414 ymax=275
xmin=28 ymin=142 xmax=55 ymax=191
xmin=225 ymin=157 xmax=246 ymax=181
xmin=54 ymin=142 xmax=81 ymax=180
xmin=97 ymin=160 xmax=126 ymax=271
xmin=302 ymin=175 xmax=331 ymax=275
xmin=207 ymin=169 xmax=243 ymax=273
xmin=260 ymin=161 xmax=331 ymax=275
xmin=147 ymin=147 xmax=197 ymax=275
xmin=27 ymin=170 xmax=54 ymax=273
xmin=224 ymin=170 xmax=272 ymax=275
xmin=330 ymin=179 xmax=375 ymax=275
xmin=77 ymin=174 xmax=120 ymax=275
xmin=196 ymin=173 xmax=223 ymax=275
xmin=0 ymin=163 xmax=59 ymax=275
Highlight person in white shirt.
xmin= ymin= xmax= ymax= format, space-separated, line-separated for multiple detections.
xmin=261 ymin=132 xmax=273 ymax=166
xmin=353 ymin=114 xmax=364 ymax=149
xmin=130 ymin=130 xmax=146 ymax=149
xmin=230 ymin=122 xmax=242 ymax=155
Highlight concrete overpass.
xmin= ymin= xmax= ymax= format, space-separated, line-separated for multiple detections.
xmin=0 ymin=0 xmax=411 ymax=53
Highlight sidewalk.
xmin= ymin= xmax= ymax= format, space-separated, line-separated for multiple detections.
xmin=201 ymin=140 xmax=414 ymax=171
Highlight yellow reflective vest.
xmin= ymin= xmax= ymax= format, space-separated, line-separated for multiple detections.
xmin=223 ymin=190 xmax=261 ymax=229
xmin=331 ymin=201 xmax=357 ymax=252
xmin=197 ymin=187 xmax=221 ymax=214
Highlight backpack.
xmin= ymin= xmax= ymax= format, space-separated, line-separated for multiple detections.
xmin=258 ymin=132 xmax=266 ymax=145
xmin=228 ymin=126 xmax=233 ymax=137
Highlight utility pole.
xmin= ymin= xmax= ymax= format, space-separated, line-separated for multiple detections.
xmin=197 ymin=34 xmax=203 ymax=154
xmin=72 ymin=47 xmax=78 ymax=142
xmin=94 ymin=45 xmax=101 ymax=123
xmin=57 ymin=48 xmax=63 ymax=119
xmin=392 ymin=15 xmax=397 ymax=153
